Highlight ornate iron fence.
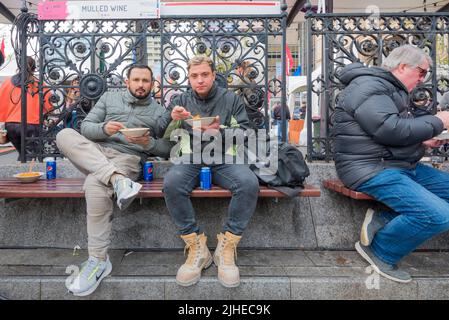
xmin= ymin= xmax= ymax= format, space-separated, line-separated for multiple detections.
xmin=12 ymin=3 xmax=288 ymax=162
xmin=305 ymin=4 xmax=449 ymax=161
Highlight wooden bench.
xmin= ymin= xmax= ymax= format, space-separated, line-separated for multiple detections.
xmin=323 ymin=179 xmax=373 ymax=200
xmin=0 ymin=178 xmax=321 ymax=199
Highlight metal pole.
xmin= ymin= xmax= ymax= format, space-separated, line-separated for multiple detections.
xmin=325 ymin=0 xmax=333 ymax=13
xmin=322 ymin=0 xmax=332 ymax=161
xmin=305 ymin=2 xmax=313 ymax=161
xmin=280 ymin=1 xmax=288 ymax=142
xmin=19 ymin=2 xmax=28 ymax=163
xmin=263 ymin=18 xmax=270 ymax=136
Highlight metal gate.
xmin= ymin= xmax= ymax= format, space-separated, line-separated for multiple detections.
xmin=12 ymin=2 xmax=287 ymax=162
xmin=306 ymin=6 xmax=449 ymax=161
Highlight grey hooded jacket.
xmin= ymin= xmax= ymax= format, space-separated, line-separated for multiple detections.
xmin=333 ymin=62 xmax=444 ymax=190
xmin=81 ymin=89 xmax=173 ymax=163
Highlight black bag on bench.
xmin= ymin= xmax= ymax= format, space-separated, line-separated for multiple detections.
xmin=250 ymin=141 xmax=310 ymax=197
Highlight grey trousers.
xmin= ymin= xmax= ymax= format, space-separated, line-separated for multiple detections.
xmin=56 ymin=128 xmax=141 ymax=259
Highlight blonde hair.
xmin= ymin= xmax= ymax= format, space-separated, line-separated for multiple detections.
xmin=237 ymin=60 xmax=254 ymax=77
xmin=187 ymin=55 xmax=215 ymax=72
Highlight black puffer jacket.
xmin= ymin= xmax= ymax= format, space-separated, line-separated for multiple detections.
xmin=333 ymin=62 xmax=444 ymax=189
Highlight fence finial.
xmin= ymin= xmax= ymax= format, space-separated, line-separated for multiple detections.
xmin=281 ymin=0 xmax=288 ymax=12
xmin=21 ymin=0 xmax=28 ymax=13
xmin=304 ymin=2 xmax=313 ymax=18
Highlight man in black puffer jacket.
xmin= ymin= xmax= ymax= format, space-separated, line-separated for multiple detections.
xmin=334 ymin=45 xmax=449 ymax=283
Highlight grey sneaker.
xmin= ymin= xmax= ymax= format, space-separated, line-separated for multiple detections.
xmin=66 ymin=256 xmax=112 ymax=296
xmin=355 ymin=241 xmax=411 ymax=283
xmin=360 ymin=208 xmax=386 ymax=246
xmin=113 ymin=177 xmax=142 ymax=210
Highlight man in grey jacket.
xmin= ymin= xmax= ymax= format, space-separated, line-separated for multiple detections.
xmin=56 ymin=64 xmax=172 ymax=296
xmin=334 ymin=45 xmax=449 ymax=283
xmin=162 ymin=55 xmax=259 ymax=288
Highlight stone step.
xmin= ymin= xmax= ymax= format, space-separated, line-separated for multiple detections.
xmin=1 ymin=160 xmax=449 ymax=250
xmin=0 ymin=248 xmax=448 ymax=300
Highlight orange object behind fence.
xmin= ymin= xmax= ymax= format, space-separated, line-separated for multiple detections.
xmin=288 ymin=119 xmax=304 ymax=145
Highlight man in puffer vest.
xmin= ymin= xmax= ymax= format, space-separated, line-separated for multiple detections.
xmin=161 ymin=55 xmax=260 ymax=288
xmin=334 ymin=45 xmax=449 ymax=283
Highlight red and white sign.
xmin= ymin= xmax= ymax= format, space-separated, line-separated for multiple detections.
xmin=160 ymin=1 xmax=281 ymax=17
xmin=37 ymin=1 xmax=281 ymax=20
xmin=38 ymin=0 xmax=159 ymax=20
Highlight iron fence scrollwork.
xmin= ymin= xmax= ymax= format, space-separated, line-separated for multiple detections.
xmin=305 ymin=3 xmax=449 ymax=161
xmin=12 ymin=3 xmax=287 ymax=162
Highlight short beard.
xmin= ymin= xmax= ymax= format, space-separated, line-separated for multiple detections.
xmin=130 ymin=90 xmax=151 ymax=100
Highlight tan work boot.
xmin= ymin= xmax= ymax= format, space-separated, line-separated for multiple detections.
xmin=213 ymin=231 xmax=242 ymax=288
xmin=176 ymin=233 xmax=212 ymax=286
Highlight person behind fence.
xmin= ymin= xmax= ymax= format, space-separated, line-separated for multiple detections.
xmin=272 ymin=101 xmax=290 ymax=141
xmin=56 ymin=64 xmax=173 ymax=297
xmin=334 ymin=44 xmax=449 ymax=283
xmin=439 ymin=91 xmax=449 ymax=111
xmin=234 ymin=60 xmax=266 ymax=130
xmin=162 ymin=55 xmax=260 ymax=288
xmin=64 ymin=77 xmax=81 ymax=128
xmin=45 ymin=77 xmax=80 ymax=131
xmin=0 ymin=56 xmax=52 ymax=158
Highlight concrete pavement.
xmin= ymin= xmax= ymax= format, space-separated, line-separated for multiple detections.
xmin=0 ymin=248 xmax=448 ymax=299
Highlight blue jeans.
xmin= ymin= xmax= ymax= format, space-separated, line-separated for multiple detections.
xmin=357 ymin=163 xmax=449 ymax=265
xmin=276 ymin=120 xmax=288 ymax=142
xmin=163 ymin=164 xmax=260 ymax=236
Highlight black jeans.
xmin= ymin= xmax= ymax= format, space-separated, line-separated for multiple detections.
xmin=5 ymin=122 xmax=39 ymax=159
xmin=163 ymin=164 xmax=260 ymax=236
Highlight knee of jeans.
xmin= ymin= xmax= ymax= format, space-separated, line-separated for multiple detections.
xmin=428 ymin=212 xmax=449 ymax=233
xmin=163 ymin=170 xmax=187 ymax=195
xmin=234 ymin=173 xmax=259 ymax=195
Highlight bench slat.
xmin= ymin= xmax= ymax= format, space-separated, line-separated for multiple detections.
xmin=0 ymin=178 xmax=320 ymax=198
xmin=323 ymin=179 xmax=373 ymax=200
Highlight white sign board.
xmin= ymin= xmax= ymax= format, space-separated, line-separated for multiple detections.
xmin=160 ymin=1 xmax=281 ymax=17
xmin=38 ymin=0 xmax=159 ymax=20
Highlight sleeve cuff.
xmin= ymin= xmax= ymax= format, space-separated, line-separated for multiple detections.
xmin=143 ymin=137 xmax=156 ymax=151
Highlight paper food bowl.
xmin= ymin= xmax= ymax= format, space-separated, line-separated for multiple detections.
xmin=119 ymin=128 xmax=150 ymax=137
xmin=13 ymin=172 xmax=44 ymax=183
xmin=434 ymin=132 xmax=449 ymax=140
xmin=184 ymin=117 xmax=216 ymax=127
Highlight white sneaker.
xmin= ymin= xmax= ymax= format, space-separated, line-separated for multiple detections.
xmin=66 ymin=256 xmax=112 ymax=297
xmin=113 ymin=177 xmax=142 ymax=210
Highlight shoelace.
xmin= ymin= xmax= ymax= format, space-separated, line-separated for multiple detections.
xmin=79 ymin=258 xmax=100 ymax=281
xmin=221 ymin=237 xmax=238 ymax=265
xmin=184 ymin=238 xmax=201 ymax=265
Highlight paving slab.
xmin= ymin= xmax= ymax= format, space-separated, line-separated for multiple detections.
xmin=41 ymin=277 xmax=166 ymax=300
xmin=291 ymin=277 xmax=419 ymax=300
xmin=165 ymin=277 xmax=291 ymax=300
xmin=0 ymin=277 xmax=41 ymax=300
xmin=1 ymin=248 xmax=449 ymax=299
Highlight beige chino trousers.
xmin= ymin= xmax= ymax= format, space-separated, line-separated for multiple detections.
xmin=56 ymin=128 xmax=141 ymax=259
